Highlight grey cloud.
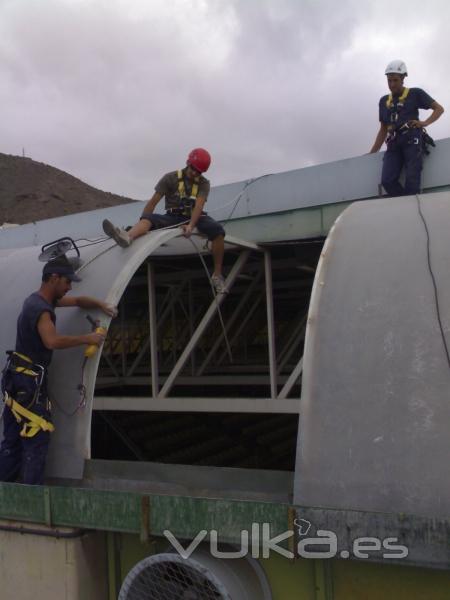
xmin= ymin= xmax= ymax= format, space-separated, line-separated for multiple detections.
xmin=0 ymin=0 xmax=449 ymax=198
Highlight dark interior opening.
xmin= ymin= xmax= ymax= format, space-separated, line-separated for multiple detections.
xmin=90 ymin=238 xmax=323 ymax=471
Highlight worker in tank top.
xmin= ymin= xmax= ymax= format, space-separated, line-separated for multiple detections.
xmin=0 ymin=256 xmax=117 ymax=485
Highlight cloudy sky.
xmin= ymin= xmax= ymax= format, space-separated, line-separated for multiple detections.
xmin=1 ymin=0 xmax=449 ymax=199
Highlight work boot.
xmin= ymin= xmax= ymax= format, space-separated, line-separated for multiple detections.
xmin=102 ymin=219 xmax=131 ymax=248
xmin=211 ymin=274 xmax=227 ymax=295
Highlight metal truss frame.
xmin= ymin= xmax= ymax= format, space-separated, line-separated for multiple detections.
xmin=95 ymin=234 xmax=312 ymax=413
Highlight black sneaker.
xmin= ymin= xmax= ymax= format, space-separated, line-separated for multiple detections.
xmin=211 ymin=274 xmax=227 ymax=294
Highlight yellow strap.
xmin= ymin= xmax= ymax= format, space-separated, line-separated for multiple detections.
xmin=386 ymin=87 xmax=409 ymax=108
xmin=13 ymin=366 xmax=39 ymax=377
xmin=177 ymin=170 xmax=185 ymax=197
xmin=177 ymin=170 xmax=199 ymax=200
xmin=13 ymin=351 xmax=33 ymax=363
xmin=9 ymin=352 xmax=39 ymax=376
xmin=4 ymin=393 xmax=54 ymax=437
xmin=13 ymin=351 xmax=33 ymax=364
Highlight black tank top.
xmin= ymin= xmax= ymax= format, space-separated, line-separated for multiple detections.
xmin=15 ymin=292 xmax=56 ymax=368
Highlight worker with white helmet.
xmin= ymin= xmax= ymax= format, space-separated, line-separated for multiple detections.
xmin=369 ymin=60 xmax=444 ymax=196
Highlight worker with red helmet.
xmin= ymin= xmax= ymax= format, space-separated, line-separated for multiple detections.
xmin=103 ymin=148 xmax=227 ymax=293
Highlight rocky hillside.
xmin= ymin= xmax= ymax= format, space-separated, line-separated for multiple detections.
xmin=0 ymin=153 xmax=137 ymax=225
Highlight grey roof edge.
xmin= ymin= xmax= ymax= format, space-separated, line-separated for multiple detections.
xmin=2 ymin=137 xmax=449 ymax=250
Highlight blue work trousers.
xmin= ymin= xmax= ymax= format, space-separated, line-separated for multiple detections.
xmin=382 ymin=129 xmax=423 ymax=197
xmin=0 ymin=371 xmax=51 ymax=485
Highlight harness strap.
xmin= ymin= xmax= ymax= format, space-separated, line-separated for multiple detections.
xmin=13 ymin=351 xmax=33 ymax=364
xmin=4 ymin=392 xmax=54 ymax=438
xmin=386 ymin=87 xmax=409 ymax=109
xmin=177 ymin=170 xmax=199 ymax=200
xmin=6 ymin=351 xmax=43 ymax=379
xmin=7 ymin=351 xmax=40 ymax=377
xmin=13 ymin=366 xmax=40 ymax=377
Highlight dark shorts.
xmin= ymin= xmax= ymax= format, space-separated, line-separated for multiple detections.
xmin=141 ymin=212 xmax=225 ymax=241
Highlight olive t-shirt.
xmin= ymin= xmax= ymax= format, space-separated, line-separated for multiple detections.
xmin=155 ymin=169 xmax=210 ymax=210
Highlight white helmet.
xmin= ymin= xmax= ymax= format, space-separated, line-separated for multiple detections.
xmin=385 ymin=60 xmax=408 ymax=76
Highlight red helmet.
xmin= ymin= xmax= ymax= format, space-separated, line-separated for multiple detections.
xmin=187 ymin=148 xmax=211 ymax=173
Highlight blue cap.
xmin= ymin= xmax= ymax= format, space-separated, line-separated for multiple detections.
xmin=42 ymin=257 xmax=82 ymax=282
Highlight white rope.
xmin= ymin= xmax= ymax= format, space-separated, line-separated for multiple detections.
xmin=188 ymin=237 xmax=233 ymax=363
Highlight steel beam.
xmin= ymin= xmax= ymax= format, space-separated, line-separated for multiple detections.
xmin=215 ymin=298 xmax=262 ymax=366
xmin=264 ymin=250 xmax=277 ymax=398
xmin=147 ymin=263 xmax=159 ymax=398
xmin=95 ymin=374 xmax=293 ymax=387
xmin=196 ymin=266 xmax=263 ymax=376
xmin=100 ymin=352 xmax=121 ymax=378
xmin=94 ymin=395 xmax=300 ymax=414
xmin=125 ymin=280 xmax=188 ymax=378
xmin=158 ymin=250 xmax=251 ymax=398
xmin=277 ymin=357 xmax=303 ymax=399
xmin=161 ymin=304 xmax=204 ymax=369
xmin=188 ymin=280 xmax=195 ymax=375
xmin=120 ymin=302 xmax=127 ymax=376
xmin=277 ymin=313 xmax=307 ymax=374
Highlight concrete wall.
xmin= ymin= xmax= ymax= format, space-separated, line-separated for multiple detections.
xmin=0 ymin=521 xmax=108 ymax=600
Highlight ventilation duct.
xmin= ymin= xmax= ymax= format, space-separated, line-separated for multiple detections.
xmin=119 ymin=545 xmax=272 ymax=600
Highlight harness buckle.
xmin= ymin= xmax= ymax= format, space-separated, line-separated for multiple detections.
xmin=386 ymin=130 xmax=396 ymax=145
xmin=180 ymin=197 xmax=195 ymax=217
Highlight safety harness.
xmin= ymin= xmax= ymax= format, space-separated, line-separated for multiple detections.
xmin=385 ymin=87 xmax=435 ymax=153
xmin=386 ymin=87 xmax=410 ymax=132
xmin=167 ymin=170 xmax=200 ymax=217
xmin=386 ymin=87 xmax=410 ymax=111
xmin=2 ymin=351 xmax=54 ymax=438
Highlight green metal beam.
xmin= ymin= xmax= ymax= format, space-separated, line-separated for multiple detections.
xmin=0 ymin=482 xmax=290 ymax=541
xmin=1 ymin=482 xmax=450 ymax=570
